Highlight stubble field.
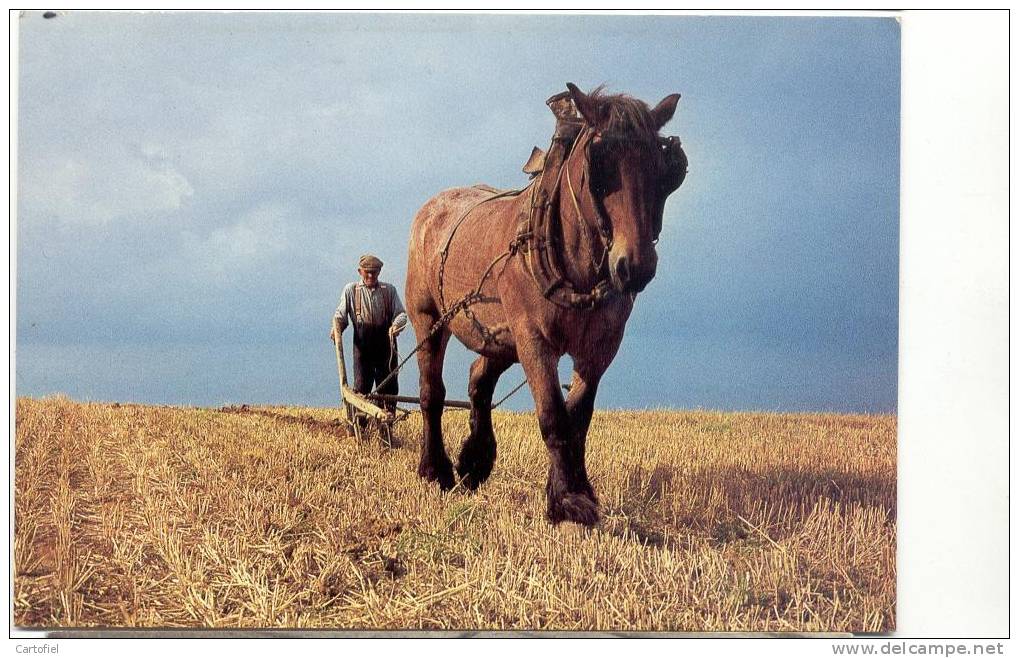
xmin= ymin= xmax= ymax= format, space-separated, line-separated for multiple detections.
xmin=14 ymin=396 xmax=895 ymax=633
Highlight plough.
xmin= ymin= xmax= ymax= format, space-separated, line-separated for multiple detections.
xmin=331 ymin=317 xmax=482 ymax=448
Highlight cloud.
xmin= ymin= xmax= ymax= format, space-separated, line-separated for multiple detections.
xmin=19 ymin=145 xmax=193 ymax=226
xmin=183 ymin=202 xmax=293 ymax=280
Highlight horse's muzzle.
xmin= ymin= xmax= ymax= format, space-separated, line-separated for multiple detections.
xmin=611 ymin=249 xmax=657 ymax=293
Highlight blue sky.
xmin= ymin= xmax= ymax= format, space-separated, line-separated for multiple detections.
xmin=15 ymin=12 xmax=900 ymax=413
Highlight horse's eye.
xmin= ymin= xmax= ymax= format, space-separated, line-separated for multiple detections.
xmin=658 ymin=136 xmax=687 ymax=193
xmin=590 ymin=163 xmax=614 ymax=197
xmin=587 ymin=141 xmax=619 ymax=195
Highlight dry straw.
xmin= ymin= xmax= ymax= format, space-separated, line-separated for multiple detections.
xmin=14 ymin=397 xmax=895 ymax=632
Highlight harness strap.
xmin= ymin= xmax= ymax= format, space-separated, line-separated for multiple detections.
xmin=515 ymin=109 xmax=617 ymax=310
xmin=565 ymin=149 xmax=611 ymax=272
xmin=436 ymin=92 xmax=617 ymax=315
xmin=437 ymin=186 xmax=524 ymax=314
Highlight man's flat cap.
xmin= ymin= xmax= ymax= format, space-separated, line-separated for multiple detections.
xmin=359 ymin=254 xmax=383 ymax=270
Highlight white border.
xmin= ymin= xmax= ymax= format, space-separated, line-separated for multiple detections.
xmin=898 ymin=10 xmax=1009 ymax=638
xmin=5 ymin=6 xmax=1012 ymax=647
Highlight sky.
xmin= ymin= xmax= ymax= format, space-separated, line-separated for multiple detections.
xmin=14 ymin=12 xmax=900 ymax=413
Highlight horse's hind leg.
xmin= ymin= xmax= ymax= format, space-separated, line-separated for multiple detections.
xmin=457 ymin=355 xmax=512 ymax=490
xmin=415 ymin=320 xmax=454 ymax=490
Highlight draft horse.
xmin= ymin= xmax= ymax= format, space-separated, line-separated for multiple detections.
xmin=405 ymin=83 xmax=688 ymax=525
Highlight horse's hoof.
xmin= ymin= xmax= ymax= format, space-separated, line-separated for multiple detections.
xmin=418 ymin=459 xmax=455 ymax=491
xmin=456 ymin=435 xmax=496 ymax=491
xmin=547 ymin=491 xmax=601 ymax=527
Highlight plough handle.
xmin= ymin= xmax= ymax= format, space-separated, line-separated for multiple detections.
xmin=332 ymin=317 xmax=352 ymax=425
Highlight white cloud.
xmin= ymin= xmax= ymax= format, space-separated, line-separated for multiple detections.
xmin=21 ymin=147 xmax=194 ymax=226
xmin=184 ymin=202 xmax=292 ymax=279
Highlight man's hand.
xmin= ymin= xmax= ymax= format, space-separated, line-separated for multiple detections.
xmin=329 ymin=328 xmax=338 ymax=343
xmin=388 ymin=325 xmax=402 ymax=340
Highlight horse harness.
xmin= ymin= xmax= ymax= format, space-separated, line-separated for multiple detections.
xmin=437 ymin=90 xmax=688 ymax=325
xmin=437 ymin=91 xmax=624 ymax=326
xmin=370 ymin=90 xmax=684 ymax=395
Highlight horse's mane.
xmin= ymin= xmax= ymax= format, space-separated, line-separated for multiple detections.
xmin=586 ymin=85 xmax=659 ymax=139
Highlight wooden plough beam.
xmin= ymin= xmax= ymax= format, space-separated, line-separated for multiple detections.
xmin=368 ymin=393 xmax=472 ymax=410
xmin=342 ymin=384 xmax=395 ymax=421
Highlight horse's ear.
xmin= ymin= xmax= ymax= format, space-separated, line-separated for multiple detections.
xmin=567 ymin=83 xmax=600 ymax=126
xmin=652 ymin=93 xmax=681 ymax=130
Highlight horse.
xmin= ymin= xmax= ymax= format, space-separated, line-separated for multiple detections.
xmin=404 ymin=83 xmax=688 ymax=525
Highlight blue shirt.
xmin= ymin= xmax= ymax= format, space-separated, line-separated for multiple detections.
xmin=334 ymin=281 xmax=408 ymax=336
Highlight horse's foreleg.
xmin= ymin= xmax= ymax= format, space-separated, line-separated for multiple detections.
xmin=457 ymin=355 xmax=512 ymax=490
xmin=563 ymin=363 xmax=604 ymax=494
xmin=415 ymin=325 xmax=454 ymax=490
xmin=517 ymin=338 xmax=599 ymax=526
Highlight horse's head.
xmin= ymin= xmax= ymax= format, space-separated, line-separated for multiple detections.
xmin=565 ymin=83 xmax=687 ymax=294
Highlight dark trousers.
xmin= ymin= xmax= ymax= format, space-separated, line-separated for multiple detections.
xmin=352 ymin=326 xmax=399 ymax=412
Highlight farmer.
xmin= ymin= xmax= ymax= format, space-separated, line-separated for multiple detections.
xmin=331 ymin=254 xmax=408 ymax=411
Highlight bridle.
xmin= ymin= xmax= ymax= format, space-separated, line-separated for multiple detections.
xmin=563 ymin=126 xmax=614 ymax=277
xmin=560 ymin=124 xmax=687 ymax=295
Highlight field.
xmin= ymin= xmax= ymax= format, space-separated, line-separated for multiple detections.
xmin=14 ymin=396 xmax=896 ymax=633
